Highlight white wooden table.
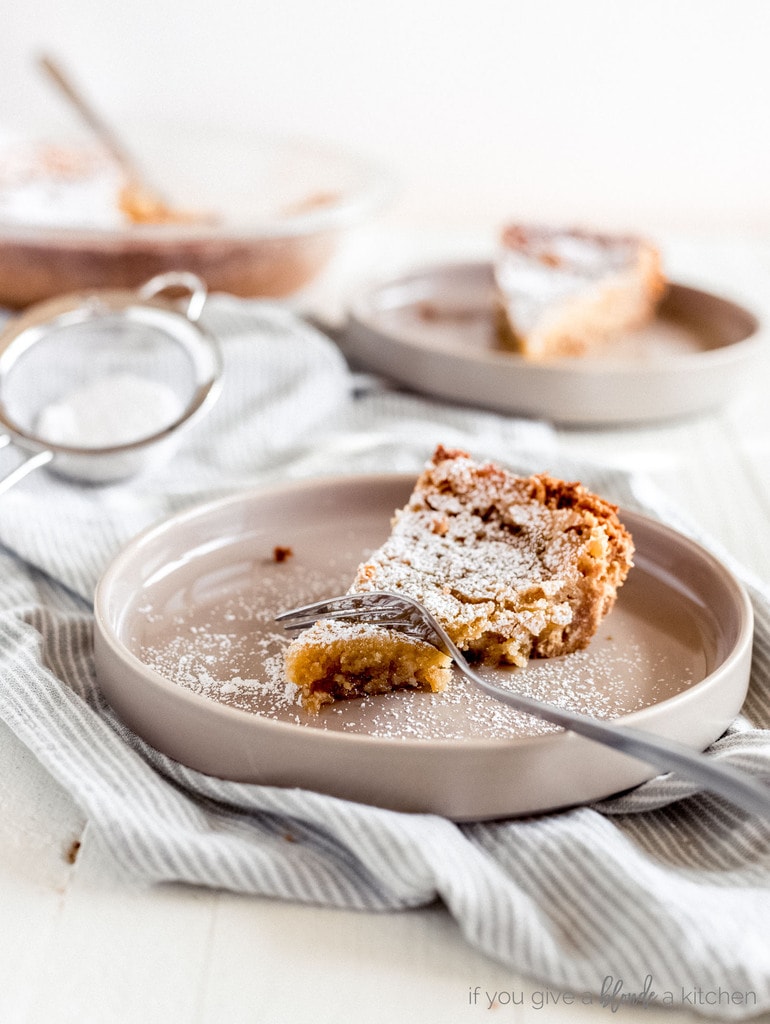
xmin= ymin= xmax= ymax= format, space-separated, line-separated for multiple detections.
xmin=1 ymin=223 xmax=769 ymax=1024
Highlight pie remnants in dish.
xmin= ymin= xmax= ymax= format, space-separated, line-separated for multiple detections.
xmin=285 ymin=446 xmax=634 ymax=712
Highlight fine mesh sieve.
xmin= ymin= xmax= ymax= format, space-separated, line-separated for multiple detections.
xmin=0 ymin=272 xmax=222 ymax=493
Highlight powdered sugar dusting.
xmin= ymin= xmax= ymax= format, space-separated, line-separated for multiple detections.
xmin=495 ymin=225 xmax=645 ymax=335
xmin=308 ymin=449 xmax=632 ymax=669
xmin=0 ymin=139 xmax=125 ymax=228
xmin=132 ymin=524 xmax=702 ymax=742
xmin=120 ymin=471 xmax=712 ymax=746
xmin=139 ymin=584 xmax=690 ymax=740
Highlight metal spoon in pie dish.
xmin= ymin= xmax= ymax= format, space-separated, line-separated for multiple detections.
xmin=0 ymin=271 xmax=222 ymax=494
xmin=37 ymin=53 xmax=210 ymax=225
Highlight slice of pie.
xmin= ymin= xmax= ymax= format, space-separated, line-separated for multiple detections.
xmin=285 ymin=445 xmax=634 ymax=712
xmin=494 ymin=224 xmax=666 ymax=359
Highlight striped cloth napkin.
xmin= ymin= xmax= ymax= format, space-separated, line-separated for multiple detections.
xmin=0 ymin=297 xmax=768 ymax=1018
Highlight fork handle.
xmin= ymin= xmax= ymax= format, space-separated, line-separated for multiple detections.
xmin=460 ymin=662 xmax=770 ymax=817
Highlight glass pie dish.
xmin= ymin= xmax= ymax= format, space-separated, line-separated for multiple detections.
xmin=0 ymin=125 xmax=391 ymax=308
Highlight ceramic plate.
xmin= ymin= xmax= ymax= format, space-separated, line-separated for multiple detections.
xmin=342 ymin=261 xmax=763 ymax=425
xmin=94 ymin=473 xmax=753 ymax=820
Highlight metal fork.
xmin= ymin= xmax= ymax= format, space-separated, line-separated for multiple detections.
xmin=276 ymin=590 xmax=770 ymax=818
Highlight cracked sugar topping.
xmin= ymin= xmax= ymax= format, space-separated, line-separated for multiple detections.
xmin=284 ymin=449 xmax=633 ymax=715
xmin=348 ymin=447 xmax=626 ymax=632
xmin=499 ymin=224 xmax=642 ymax=275
xmin=494 ymin=225 xmax=660 ymax=336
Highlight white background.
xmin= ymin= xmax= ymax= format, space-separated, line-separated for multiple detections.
xmin=2 ymin=0 xmax=769 ymax=236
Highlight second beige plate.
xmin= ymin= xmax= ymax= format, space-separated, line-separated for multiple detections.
xmin=94 ymin=473 xmax=753 ymax=819
xmin=342 ymin=261 xmax=763 ymax=425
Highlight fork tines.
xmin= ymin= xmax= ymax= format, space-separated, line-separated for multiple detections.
xmin=276 ymin=593 xmax=377 ymax=632
xmin=275 ymin=591 xmax=428 ymax=636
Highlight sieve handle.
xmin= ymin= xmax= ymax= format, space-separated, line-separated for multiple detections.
xmin=138 ymin=272 xmax=208 ymax=323
xmin=0 ymin=442 xmax=54 ymax=497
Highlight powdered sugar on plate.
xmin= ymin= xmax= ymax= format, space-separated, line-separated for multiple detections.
xmin=134 ymin=525 xmax=702 ymax=743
